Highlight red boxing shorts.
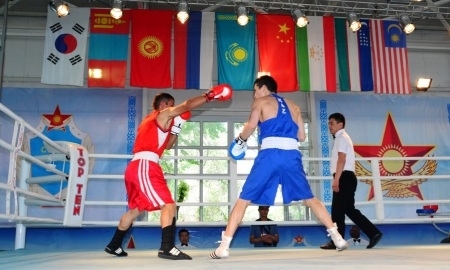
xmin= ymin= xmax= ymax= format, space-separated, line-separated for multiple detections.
xmin=124 ymin=159 xmax=174 ymax=212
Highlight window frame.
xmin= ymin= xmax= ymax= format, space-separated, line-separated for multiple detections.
xmin=148 ymin=112 xmax=312 ymax=223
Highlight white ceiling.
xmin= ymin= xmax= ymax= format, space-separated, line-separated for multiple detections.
xmin=2 ymin=0 xmax=450 ymax=31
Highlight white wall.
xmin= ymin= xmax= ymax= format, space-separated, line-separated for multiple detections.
xmin=406 ymin=30 xmax=450 ymax=91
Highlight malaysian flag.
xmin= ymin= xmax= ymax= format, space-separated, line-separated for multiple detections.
xmin=370 ymin=20 xmax=411 ymax=94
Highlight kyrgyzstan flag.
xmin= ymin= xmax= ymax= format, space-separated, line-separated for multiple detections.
xmin=256 ymin=14 xmax=298 ymax=92
xmin=88 ymin=9 xmax=130 ymax=88
xmin=130 ymin=10 xmax=173 ymax=88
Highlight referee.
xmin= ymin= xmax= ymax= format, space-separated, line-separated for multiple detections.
xmin=320 ymin=112 xmax=383 ymax=250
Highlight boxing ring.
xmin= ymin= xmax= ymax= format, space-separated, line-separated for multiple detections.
xmin=0 ymin=103 xmax=90 ymax=249
xmin=1 ymin=101 xmax=450 ymax=268
xmin=1 ymin=246 xmax=450 ymax=270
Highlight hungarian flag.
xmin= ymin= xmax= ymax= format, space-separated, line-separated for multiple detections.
xmin=256 ymin=14 xmax=297 ymax=92
xmin=88 ymin=9 xmax=130 ymax=88
xmin=296 ymin=16 xmax=336 ymax=92
xmin=335 ymin=18 xmax=373 ymax=91
xmin=41 ymin=7 xmax=89 ymax=86
xmin=216 ymin=12 xmax=255 ymax=90
xmin=130 ymin=10 xmax=172 ymax=88
xmin=370 ymin=20 xmax=411 ymax=94
xmin=173 ymin=11 xmax=214 ymax=90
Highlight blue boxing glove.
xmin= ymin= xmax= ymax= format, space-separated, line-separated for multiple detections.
xmin=228 ymin=135 xmax=248 ymax=160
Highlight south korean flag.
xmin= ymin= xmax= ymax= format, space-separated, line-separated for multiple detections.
xmin=41 ymin=7 xmax=89 ymax=86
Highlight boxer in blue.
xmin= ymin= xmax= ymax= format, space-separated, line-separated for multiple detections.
xmin=210 ymin=76 xmax=348 ymax=259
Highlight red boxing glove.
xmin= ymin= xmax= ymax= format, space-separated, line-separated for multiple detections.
xmin=171 ymin=111 xmax=191 ymax=136
xmin=204 ymin=84 xmax=233 ymax=102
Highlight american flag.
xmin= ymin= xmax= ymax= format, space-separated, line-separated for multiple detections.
xmin=370 ymin=20 xmax=411 ymax=94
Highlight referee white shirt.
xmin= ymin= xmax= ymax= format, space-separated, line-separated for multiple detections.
xmin=331 ymin=129 xmax=355 ymax=174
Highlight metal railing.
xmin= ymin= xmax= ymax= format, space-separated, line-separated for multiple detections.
xmin=2 ymin=101 xmax=450 ymax=249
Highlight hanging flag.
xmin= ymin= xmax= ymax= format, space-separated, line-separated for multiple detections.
xmin=335 ymin=18 xmax=373 ymax=92
xmin=130 ymin=10 xmax=172 ymax=88
xmin=256 ymin=14 xmax=297 ymax=92
xmin=88 ymin=9 xmax=130 ymax=88
xmin=215 ymin=12 xmax=255 ymax=91
xmin=173 ymin=11 xmax=214 ymax=90
xmin=370 ymin=20 xmax=411 ymax=94
xmin=296 ymin=16 xmax=336 ymax=92
xmin=41 ymin=7 xmax=89 ymax=87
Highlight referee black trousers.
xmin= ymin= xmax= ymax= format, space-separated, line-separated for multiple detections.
xmin=331 ymin=170 xmax=380 ymax=239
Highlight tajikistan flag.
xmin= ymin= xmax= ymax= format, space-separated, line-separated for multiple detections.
xmin=296 ymin=16 xmax=336 ymax=92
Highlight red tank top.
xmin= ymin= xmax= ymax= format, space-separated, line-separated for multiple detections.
xmin=133 ymin=110 xmax=172 ymax=157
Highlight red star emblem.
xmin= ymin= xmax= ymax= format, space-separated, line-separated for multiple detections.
xmin=354 ymin=113 xmax=435 ymax=200
xmin=294 ymin=235 xmax=304 ymax=243
xmin=43 ymin=105 xmax=72 ymax=131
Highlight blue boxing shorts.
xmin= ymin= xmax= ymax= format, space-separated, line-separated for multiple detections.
xmin=239 ymin=148 xmax=314 ymax=205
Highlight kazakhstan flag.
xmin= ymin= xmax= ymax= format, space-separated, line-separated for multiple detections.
xmin=216 ymin=12 xmax=255 ymax=90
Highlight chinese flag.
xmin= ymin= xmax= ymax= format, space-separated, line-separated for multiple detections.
xmin=130 ymin=10 xmax=173 ymax=88
xmin=256 ymin=14 xmax=298 ymax=92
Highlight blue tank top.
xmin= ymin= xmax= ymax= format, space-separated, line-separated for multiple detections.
xmin=258 ymin=94 xmax=299 ymax=140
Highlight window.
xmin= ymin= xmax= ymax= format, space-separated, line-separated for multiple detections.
xmin=149 ymin=119 xmax=311 ymax=223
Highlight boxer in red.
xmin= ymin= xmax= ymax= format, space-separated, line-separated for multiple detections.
xmin=105 ymin=84 xmax=233 ymax=260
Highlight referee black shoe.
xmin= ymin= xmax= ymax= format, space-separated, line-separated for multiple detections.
xmin=367 ymin=233 xmax=383 ymax=249
xmin=320 ymin=241 xmax=337 ymax=250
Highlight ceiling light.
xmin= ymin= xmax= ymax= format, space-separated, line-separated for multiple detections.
xmin=236 ymin=5 xmax=249 ymax=26
xmin=416 ymin=78 xmax=432 ymax=91
xmin=347 ymin=11 xmax=361 ymax=32
xmin=292 ymin=9 xmax=308 ymax=28
xmin=49 ymin=0 xmax=69 ymax=17
xmin=110 ymin=0 xmax=123 ymax=20
xmin=177 ymin=0 xmax=190 ymax=24
xmin=399 ymin=14 xmax=415 ymax=34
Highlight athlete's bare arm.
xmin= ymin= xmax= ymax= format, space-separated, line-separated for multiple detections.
xmin=240 ymin=98 xmax=263 ymax=140
xmin=157 ymin=96 xmax=207 ymax=130
xmin=166 ymin=134 xmax=178 ymax=150
xmin=293 ymin=103 xmax=306 ymax=142
xmin=284 ymin=99 xmax=305 ymax=142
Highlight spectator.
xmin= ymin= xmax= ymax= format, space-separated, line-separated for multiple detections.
xmin=249 ymin=206 xmax=279 ymax=247
xmin=177 ymin=228 xmax=196 ymax=248
xmin=346 ymin=225 xmax=369 ymax=247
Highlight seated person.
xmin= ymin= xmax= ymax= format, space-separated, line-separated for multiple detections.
xmin=177 ymin=228 xmax=196 ymax=248
xmin=346 ymin=225 xmax=369 ymax=246
xmin=249 ymin=206 xmax=279 ymax=247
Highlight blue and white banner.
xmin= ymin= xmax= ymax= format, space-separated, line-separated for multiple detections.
xmin=315 ymin=93 xmax=450 ymax=219
xmin=1 ymin=88 xmax=142 ymax=222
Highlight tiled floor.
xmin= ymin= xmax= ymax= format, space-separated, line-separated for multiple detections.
xmin=1 ymin=245 xmax=449 ymax=270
